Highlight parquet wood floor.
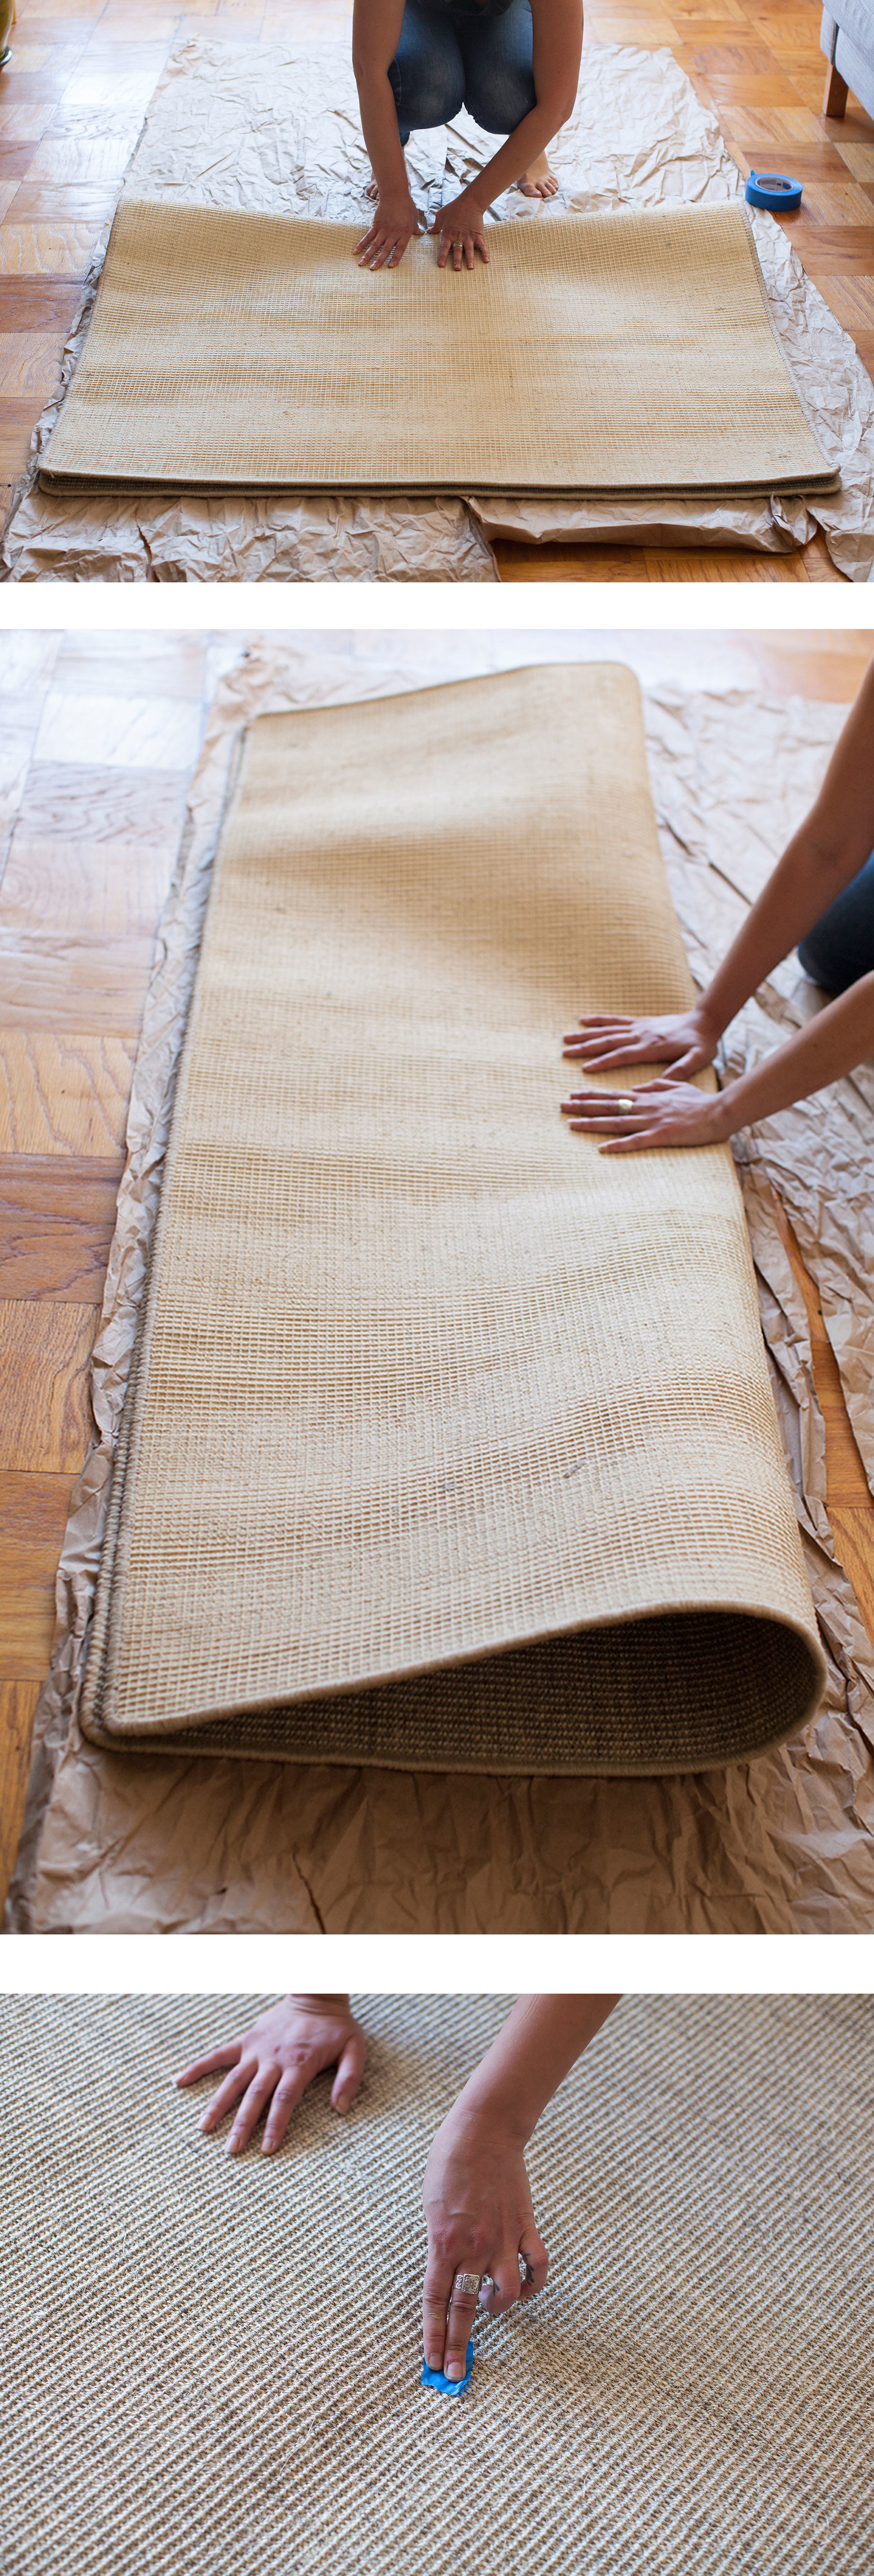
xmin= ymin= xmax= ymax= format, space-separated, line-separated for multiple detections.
xmin=0 ymin=0 xmax=871 ymax=578
xmin=0 ymin=629 xmax=872 ymax=1908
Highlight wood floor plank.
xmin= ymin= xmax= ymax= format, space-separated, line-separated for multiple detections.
xmin=0 ymin=1032 xmax=137 ymax=1157
xmin=0 ymin=1587 xmax=57 ymax=1678
xmin=0 ymin=398 xmax=43 ymax=479
xmin=643 ymin=543 xmax=820 ymax=580
xmin=835 ymin=137 xmax=874 ymax=179
xmin=496 ymin=540 xmax=655 ymax=579
xmin=3 ymin=833 xmax=177 ymax=936
xmin=0 ymin=723 xmax=41 ymax=836
xmin=51 ymin=635 xmax=210 ymax=701
xmin=0 ymin=220 xmax=103 ymax=276
xmin=0 ymin=1680 xmax=43 ymax=1912
xmin=0 ymin=104 xmax=57 ymax=142
xmin=33 ymin=689 xmax=204 ymax=772
xmin=0 ymin=1153 xmax=122 ymax=1302
xmin=0 ymin=328 xmax=67 ymax=402
xmin=0 ymin=930 xmax=153 ymax=1034
xmin=8 ymin=182 xmax=121 ymax=220
xmin=0 ymin=1297 xmax=97 ymax=1474
xmin=0 ymin=279 xmax=84 ymax=335
xmin=16 ymin=759 xmax=190 ymax=843
xmin=0 ymin=143 xmax=38 ymax=185
xmin=709 ymin=101 xmax=824 ymax=137
xmin=0 ymin=633 xmax=63 ymax=693
xmin=0 ymin=1469 xmax=80 ymax=1591
xmin=785 ymin=219 xmax=874 ymax=263
xmin=821 ymin=275 xmax=874 ymax=330
xmin=496 ymin=536 xmax=842 ymax=580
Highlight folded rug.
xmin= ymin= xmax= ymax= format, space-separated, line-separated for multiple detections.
xmin=1 ymin=1994 xmax=871 ymax=2576
xmin=80 ymin=664 xmax=824 ymax=1773
xmin=40 ymin=197 xmax=836 ymax=500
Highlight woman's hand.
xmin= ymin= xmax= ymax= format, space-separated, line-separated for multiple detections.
xmin=421 ymin=2104 xmax=548 ymax=2380
xmin=562 ymin=1007 xmax=720 ymax=1079
xmin=429 ymin=189 xmax=490 ymax=272
xmin=561 ymin=1076 xmax=729 ymax=1153
xmin=354 ymin=192 xmax=426 ymax=267
xmin=175 ymin=1995 xmax=367 ymax=2155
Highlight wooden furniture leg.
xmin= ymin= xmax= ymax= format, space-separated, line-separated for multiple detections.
xmin=822 ymin=56 xmax=849 ymax=116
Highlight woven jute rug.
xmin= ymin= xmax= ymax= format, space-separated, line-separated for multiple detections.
xmin=1 ymin=1992 xmax=870 ymax=2576
xmin=39 ymin=196 xmax=835 ymax=500
xmin=80 ymin=664 xmax=823 ymax=1773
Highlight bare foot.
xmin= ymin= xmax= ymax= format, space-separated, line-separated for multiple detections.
xmin=515 ymin=152 xmax=559 ymax=199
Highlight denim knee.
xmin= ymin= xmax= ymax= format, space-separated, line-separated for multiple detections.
xmin=390 ymin=62 xmax=465 ymax=138
xmin=390 ymin=5 xmax=465 ymax=139
xmin=462 ymin=0 xmax=537 ymax=133
xmin=463 ymin=64 xmax=537 ymax=132
xmin=797 ymin=847 xmax=874 ymax=994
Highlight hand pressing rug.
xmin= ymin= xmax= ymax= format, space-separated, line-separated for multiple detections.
xmin=1 ymin=1994 xmax=871 ymax=2576
xmin=39 ymin=198 xmax=835 ymax=503
xmin=80 ymin=662 xmax=823 ymax=1774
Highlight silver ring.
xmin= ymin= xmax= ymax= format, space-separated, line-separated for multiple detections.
xmin=616 ymin=1095 xmax=635 ymax=1112
xmin=451 ymin=2271 xmax=481 ymax=2298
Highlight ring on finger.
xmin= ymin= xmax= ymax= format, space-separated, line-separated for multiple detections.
xmin=616 ymin=1095 xmax=635 ymax=1112
xmin=451 ymin=2270 xmax=481 ymax=2299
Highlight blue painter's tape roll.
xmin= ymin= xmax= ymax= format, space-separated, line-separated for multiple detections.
xmin=745 ymin=169 xmax=803 ymax=212
xmin=421 ymin=2339 xmax=474 ymax=2396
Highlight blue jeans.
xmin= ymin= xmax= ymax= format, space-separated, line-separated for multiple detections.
xmin=797 ymin=847 xmax=874 ymax=993
xmin=389 ymin=0 xmax=537 ymax=144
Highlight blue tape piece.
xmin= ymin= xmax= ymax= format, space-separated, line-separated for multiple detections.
xmin=420 ymin=2339 xmax=474 ymax=2396
xmin=745 ymin=170 xmax=802 ymax=212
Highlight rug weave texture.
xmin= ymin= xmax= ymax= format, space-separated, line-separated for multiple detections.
xmin=81 ymin=664 xmax=823 ymax=1773
xmin=0 ymin=1993 xmax=871 ymax=2576
xmin=39 ymin=195 xmax=835 ymax=500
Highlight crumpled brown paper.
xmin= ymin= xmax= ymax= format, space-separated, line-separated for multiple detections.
xmin=2 ymin=39 xmax=873 ymax=582
xmin=7 ymin=640 xmax=874 ymax=1934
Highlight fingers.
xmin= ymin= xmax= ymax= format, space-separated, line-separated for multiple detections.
xmin=365 ymin=235 xmax=401 ymax=270
xmin=561 ymin=1094 xmax=646 ymax=1131
xmin=175 ymin=2040 xmax=242 ymax=2089
xmin=598 ymin=1131 xmax=664 ymax=1155
xmin=478 ymin=2255 xmax=522 ymax=2316
xmin=562 ymin=1037 xmax=643 ymax=1067
xmin=354 ymin=223 xmax=412 ymax=269
xmin=442 ymin=2276 xmax=480 ymax=2379
xmin=432 ymin=221 xmax=488 ymax=270
xmin=261 ymin=2065 xmax=313 ymax=2156
xmin=423 ymin=2225 xmax=547 ymax=2378
xmin=563 ymin=1017 xmax=633 ymax=1041
xmin=331 ymin=2031 xmax=367 ymax=2114
xmin=422 ymin=2253 xmax=455 ymax=2373
xmin=519 ymin=2225 xmax=549 ymax=2300
xmin=226 ymin=2064 xmax=283 ymax=2157
xmin=197 ymin=2053 xmax=256 ymax=2134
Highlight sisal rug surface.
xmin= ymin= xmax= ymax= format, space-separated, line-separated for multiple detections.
xmin=0 ymin=1992 xmax=871 ymax=2576
xmin=81 ymin=663 xmax=823 ymax=1774
xmin=39 ymin=196 xmax=835 ymax=501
